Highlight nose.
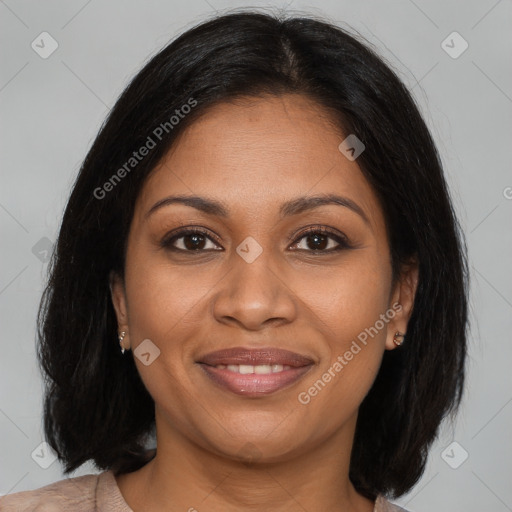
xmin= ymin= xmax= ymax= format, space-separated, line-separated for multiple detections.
xmin=211 ymin=247 xmax=297 ymax=331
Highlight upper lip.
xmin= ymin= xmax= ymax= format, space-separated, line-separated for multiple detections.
xmin=197 ymin=347 xmax=314 ymax=367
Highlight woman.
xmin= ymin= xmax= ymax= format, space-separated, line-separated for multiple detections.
xmin=0 ymin=10 xmax=468 ymax=512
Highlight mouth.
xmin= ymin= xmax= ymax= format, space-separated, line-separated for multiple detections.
xmin=196 ymin=347 xmax=314 ymax=397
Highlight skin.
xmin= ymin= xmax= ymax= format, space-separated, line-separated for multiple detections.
xmin=111 ymin=93 xmax=418 ymax=512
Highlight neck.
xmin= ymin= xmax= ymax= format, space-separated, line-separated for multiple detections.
xmin=116 ymin=412 xmax=374 ymax=512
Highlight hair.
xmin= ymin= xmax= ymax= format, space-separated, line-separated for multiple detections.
xmin=37 ymin=9 xmax=469 ymax=500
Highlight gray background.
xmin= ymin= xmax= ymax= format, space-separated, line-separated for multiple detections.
xmin=1 ymin=1 xmax=511 ymax=510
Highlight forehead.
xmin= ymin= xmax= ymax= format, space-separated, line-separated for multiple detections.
xmin=135 ymin=94 xmax=383 ymax=229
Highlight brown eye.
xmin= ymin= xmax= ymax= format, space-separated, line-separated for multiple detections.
xmin=290 ymin=227 xmax=351 ymax=253
xmin=161 ymin=229 xmax=222 ymax=252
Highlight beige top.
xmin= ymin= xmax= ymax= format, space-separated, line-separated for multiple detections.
xmin=0 ymin=470 xmax=409 ymax=511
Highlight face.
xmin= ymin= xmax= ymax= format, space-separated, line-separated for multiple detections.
xmin=111 ymin=93 xmax=417 ymax=463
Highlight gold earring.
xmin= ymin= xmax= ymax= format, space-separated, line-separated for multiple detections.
xmin=118 ymin=331 xmax=127 ymax=354
xmin=393 ymin=331 xmax=405 ymax=347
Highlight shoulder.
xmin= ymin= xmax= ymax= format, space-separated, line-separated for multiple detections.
xmin=0 ymin=472 xmax=102 ymax=511
xmin=375 ymin=494 xmax=412 ymax=512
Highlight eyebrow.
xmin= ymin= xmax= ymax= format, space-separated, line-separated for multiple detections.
xmin=145 ymin=193 xmax=370 ymax=225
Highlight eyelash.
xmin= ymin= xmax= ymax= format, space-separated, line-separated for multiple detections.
xmin=160 ymin=226 xmax=352 ymax=254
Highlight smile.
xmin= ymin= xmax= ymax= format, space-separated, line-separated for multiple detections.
xmin=196 ymin=346 xmax=315 ymax=397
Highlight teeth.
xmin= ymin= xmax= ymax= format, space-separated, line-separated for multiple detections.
xmin=216 ymin=364 xmax=292 ymax=373
xmin=255 ymin=365 xmax=272 ymax=374
xmin=239 ymin=365 xmax=253 ymax=375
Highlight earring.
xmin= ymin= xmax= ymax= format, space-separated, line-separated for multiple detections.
xmin=118 ymin=331 xmax=127 ymax=354
xmin=393 ymin=331 xmax=405 ymax=347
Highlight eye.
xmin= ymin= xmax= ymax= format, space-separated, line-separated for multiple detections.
xmin=289 ymin=226 xmax=351 ymax=253
xmin=161 ymin=226 xmax=351 ymax=254
xmin=161 ymin=228 xmax=222 ymax=252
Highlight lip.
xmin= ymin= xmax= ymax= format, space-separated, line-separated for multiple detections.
xmin=196 ymin=347 xmax=314 ymax=397
xmin=197 ymin=347 xmax=314 ymax=367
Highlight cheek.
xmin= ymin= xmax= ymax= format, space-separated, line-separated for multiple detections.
xmin=295 ymin=250 xmax=391 ymax=345
xmin=294 ymin=252 xmax=391 ymax=415
xmin=124 ymin=247 xmax=215 ymax=344
xmin=122 ymin=250 xmax=209 ymax=417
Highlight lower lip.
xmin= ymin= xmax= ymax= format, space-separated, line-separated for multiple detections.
xmin=198 ymin=364 xmax=313 ymax=397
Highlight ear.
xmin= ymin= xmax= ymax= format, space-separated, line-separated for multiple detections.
xmin=385 ymin=257 xmax=419 ymax=351
xmin=109 ymin=270 xmax=130 ymax=350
